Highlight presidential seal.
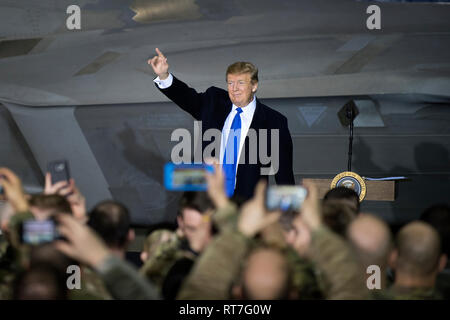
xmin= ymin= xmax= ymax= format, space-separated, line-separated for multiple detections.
xmin=330 ymin=171 xmax=366 ymax=202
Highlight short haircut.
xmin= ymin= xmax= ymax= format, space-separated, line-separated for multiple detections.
xmin=322 ymin=201 xmax=357 ymax=237
xmin=88 ymin=200 xmax=131 ymax=248
xmin=420 ymin=204 xmax=450 ymax=257
xmin=177 ymin=192 xmax=214 ymax=217
xmin=241 ymin=246 xmax=292 ymax=300
xmin=142 ymin=229 xmax=174 ymax=255
xmin=29 ymin=243 xmax=75 ymax=274
xmin=396 ymin=222 xmax=442 ymax=277
xmin=346 ymin=214 xmax=392 ymax=268
xmin=29 ymin=194 xmax=72 ymax=215
xmin=13 ymin=264 xmax=68 ymax=300
xmin=226 ymin=62 xmax=259 ymax=83
xmin=323 ymin=187 xmax=360 ymax=212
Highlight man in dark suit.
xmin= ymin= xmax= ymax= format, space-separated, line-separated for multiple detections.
xmin=149 ymin=48 xmax=294 ymax=199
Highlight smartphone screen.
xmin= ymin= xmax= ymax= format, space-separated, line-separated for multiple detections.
xmin=47 ymin=160 xmax=70 ymax=184
xmin=266 ymin=185 xmax=308 ymax=211
xmin=164 ymin=163 xmax=214 ymax=191
xmin=22 ymin=220 xmax=58 ymax=245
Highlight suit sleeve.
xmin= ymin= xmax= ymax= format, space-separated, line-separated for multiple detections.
xmin=275 ymin=116 xmax=295 ymax=185
xmin=155 ymin=75 xmax=208 ymax=120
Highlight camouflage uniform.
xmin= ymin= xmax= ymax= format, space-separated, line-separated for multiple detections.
xmin=0 ymin=247 xmax=16 ymax=300
xmin=373 ymin=286 xmax=442 ymax=300
xmin=308 ymin=226 xmax=369 ymax=299
xmin=0 ymin=236 xmax=8 ymax=261
xmin=285 ymin=247 xmax=323 ymax=299
xmin=4 ymin=211 xmax=114 ymax=300
xmin=177 ymin=226 xmax=251 ymax=299
xmin=67 ymin=266 xmax=113 ymax=300
xmin=178 ymin=203 xmax=368 ymax=300
xmin=96 ymin=255 xmax=160 ymax=300
xmin=0 ymin=226 xmax=25 ymax=300
xmin=140 ymin=231 xmax=196 ymax=290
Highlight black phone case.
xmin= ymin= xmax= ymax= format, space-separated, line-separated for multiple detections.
xmin=47 ymin=160 xmax=71 ymax=184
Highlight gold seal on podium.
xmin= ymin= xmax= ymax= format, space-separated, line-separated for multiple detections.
xmin=331 ymin=171 xmax=366 ymax=202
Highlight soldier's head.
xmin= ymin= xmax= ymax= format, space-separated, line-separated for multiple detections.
xmin=226 ymin=62 xmax=258 ymax=108
xmin=347 ymin=213 xmax=392 ymax=267
xmin=322 ymin=201 xmax=357 ymax=237
xmin=177 ymin=192 xmax=214 ymax=241
xmin=323 ymin=187 xmax=360 ymax=213
xmin=347 ymin=214 xmax=392 ymax=287
xmin=236 ymin=247 xmax=291 ymax=300
xmin=13 ymin=264 xmax=68 ymax=300
xmin=391 ymin=221 xmax=447 ymax=287
xmin=88 ymin=200 xmax=134 ymax=257
xmin=29 ymin=243 xmax=74 ymax=274
xmin=140 ymin=228 xmax=175 ymax=263
xmin=29 ymin=194 xmax=72 ymax=220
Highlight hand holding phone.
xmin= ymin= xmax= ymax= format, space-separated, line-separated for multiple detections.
xmin=266 ymin=185 xmax=308 ymax=212
xmin=21 ymin=219 xmax=60 ymax=245
xmin=164 ymin=163 xmax=214 ymax=191
xmin=47 ymin=160 xmax=71 ymax=185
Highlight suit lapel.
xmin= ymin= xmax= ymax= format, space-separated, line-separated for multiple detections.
xmin=249 ymin=98 xmax=266 ymax=132
xmin=237 ymin=99 xmax=266 ymax=165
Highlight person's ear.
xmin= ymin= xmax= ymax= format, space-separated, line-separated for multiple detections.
xmin=140 ymin=251 xmax=148 ymax=263
xmin=389 ymin=249 xmax=398 ymax=270
xmin=438 ymin=254 xmax=448 ymax=273
xmin=252 ymin=82 xmax=258 ymax=93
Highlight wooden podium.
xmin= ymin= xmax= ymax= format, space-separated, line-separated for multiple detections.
xmin=303 ymin=178 xmax=395 ymax=201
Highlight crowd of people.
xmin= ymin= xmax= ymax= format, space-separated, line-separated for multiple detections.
xmin=0 ymin=164 xmax=448 ymax=300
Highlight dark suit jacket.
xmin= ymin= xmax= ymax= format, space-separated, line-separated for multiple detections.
xmin=156 ymin=75 xmax=295 ymax=199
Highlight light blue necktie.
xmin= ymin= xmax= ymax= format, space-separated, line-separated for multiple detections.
xmin=223 ymin=107 xmax=242 ymax=197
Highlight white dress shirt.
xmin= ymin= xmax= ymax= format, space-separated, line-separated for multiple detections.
xmin=154 ymin=73 xmax=257 ymax=184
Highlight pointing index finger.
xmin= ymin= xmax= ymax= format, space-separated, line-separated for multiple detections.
xmin=155 ymin=48 xmax=165 ymax=59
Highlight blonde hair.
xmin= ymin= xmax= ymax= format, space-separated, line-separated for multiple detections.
xmin=226 ymin=62 xmax=259 ymax=83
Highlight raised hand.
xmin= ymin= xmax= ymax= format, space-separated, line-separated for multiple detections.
xmin=205 ymin=158 xmax=229 ymax=210
xmin=148 ymin=48 xmax=169 ymax=80
xmin=0 ymin=167 xmax=29 ymax=213
xmin=284 ymin=180 xmax=322 ymax=257
xmin=238 ymin=180 xmax=281 ymax=238
xmin=45 ymin=173 xmax=87 ymax=223
xmin=299 ymin=180 xmax=322 ymax=231
xmin=44 ymin=172 xmax=70 ymax=195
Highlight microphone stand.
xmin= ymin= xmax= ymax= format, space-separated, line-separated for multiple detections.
xmin=347 ymin=105 xmax=354 ymax=172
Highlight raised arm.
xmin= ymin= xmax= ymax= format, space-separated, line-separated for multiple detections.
xmin=148 ymin=48 xmax=170 ymax=81
xmin=148 ymin=48 xmax=217 ymax=120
